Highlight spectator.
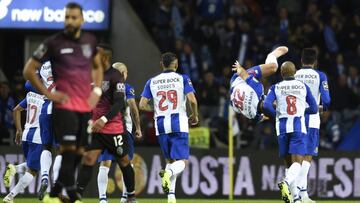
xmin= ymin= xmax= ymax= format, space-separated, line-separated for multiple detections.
xmin=153 ymin=0 xmax=175 ymax=52
xmin=218 ymin=17 xmax=240 ymax=65
xmin=278 ymin=7 xmax=290 ymax=43
xmin=331 ymin=74 xmax=358 ymax=110
xmin=0 ymin=82 xmax=15 ymax=144
xmin=197 ymin=0 xmax=225 ymax=22
xmin=347 ymin=65 xmax=360 ymax=97
xmin=197 ymin=72 xmax=220 ymax=122
xmin=178 ymin=41 xmax=200 ymax=83
xmin=323 ymin=17 xmax=339 ymax=53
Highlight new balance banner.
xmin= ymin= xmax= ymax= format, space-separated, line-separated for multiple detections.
xmin=0 ymin=0 xmax=109 ymax=30
xmin=0 ymin=147 xmax=359 ymax=199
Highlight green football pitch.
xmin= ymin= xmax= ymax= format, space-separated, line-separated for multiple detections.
xmin=13 ymin=198 xmax=360 ymax=203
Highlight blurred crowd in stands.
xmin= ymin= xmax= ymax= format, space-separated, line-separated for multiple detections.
xmin=0 ymin=0 xmax=359 ymax=151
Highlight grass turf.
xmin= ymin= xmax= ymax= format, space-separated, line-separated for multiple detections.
xmin=12 ymin=198 xmax=360 ymax=203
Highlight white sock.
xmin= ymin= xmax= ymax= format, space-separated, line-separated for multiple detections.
xmin=297 ymin=160 xmax=311 ymax=198
xmin=165 ymin=163 xmax=177 ymax=198
xmin=166 ymin=161 xmax=185 ymax=176
xmin=9 ymin=172 xmax=34 ymax=197
xmin=52 ymin=155 xmax=62 ymax=182
xmin=290 ymin=181 xmax=300 ymax=200
xmin=40 ymin=150 xmax=52 ymax=181
xmin=284 ymin=162 xmax=301 ymax=185
xmin=15 ymin=162 xmax=27 ymax=175
xmin=121 ymin=175 xmax=127 ymax=198
xmin=97 ymin=166 xmax=109 ymax=200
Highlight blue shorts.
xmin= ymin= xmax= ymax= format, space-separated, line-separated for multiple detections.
xmin=39 ymin=114 xmax=56 ymax=146
xmin=97 ymin=131 xmax=134 ymax=162
xmin=22 ymin=141 xmax=42 ymax=171
xmin=157 ymin=132 xmax=189 ymax=160
xmin=305 ymin=128 xmax=319 ymax=156
xmin=278 ymin=132 xmax=306 ymax=157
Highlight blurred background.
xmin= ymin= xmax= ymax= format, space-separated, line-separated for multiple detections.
xmin=1 ymin=0 xmax=359 ymax=151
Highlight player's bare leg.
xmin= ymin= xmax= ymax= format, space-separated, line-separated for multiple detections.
xmin=269 ymin=46 xmax=289 ymax=58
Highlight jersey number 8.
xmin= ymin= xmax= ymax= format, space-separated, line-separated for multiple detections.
xmin=157 ymin=90 xmax=178 ymax=111
xmin=286 ymin=96 xmax=297 ymax=115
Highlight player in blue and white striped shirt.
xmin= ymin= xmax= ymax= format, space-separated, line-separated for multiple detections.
xmin=294 ymin=48 xmax=331 ymax=203
xmin=264 ymin=61 xmax=318 ymax=203
xmin=3 ymin=90 xmax=45 ymax=203
xmin=139 ymin=52 xmax=198 ymax=203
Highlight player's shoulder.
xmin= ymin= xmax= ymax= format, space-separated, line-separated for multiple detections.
xmin=125 ymin=83 xmax=134 ymax=90
xmin=314 ymin=69 xmax=328 ymax=79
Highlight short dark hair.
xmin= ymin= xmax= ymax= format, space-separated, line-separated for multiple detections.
xmin=97 ymin=43 xmax=113 ymax=53
xmin=161 ymin=52 xmax=177 ymax=68
xmin=65 ymin=2 xmax=83 ymax=15
xmin=301 ymin=48 xmax=317 ymax=65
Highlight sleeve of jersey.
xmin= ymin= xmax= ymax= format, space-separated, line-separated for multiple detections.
xmin=263 ymin=85 xmax=276 ymax=118
xmin=19 ymin=99 xmax=27 ymax=109
xmin=125 ymin=84 xmax=136 ymax=100
xmin=305 ymin=85 xmax=318 ymax=114
xmin=183 ymin=74 xmax=196 ymax=94
xmin=24 ymin=81 xmax=39 ymax=93
xmin=246 ymin=65 xmax=262 ymax=80
xmin=141 ymin=79 xmax=153 ymax=99
xmin=32 ymin=38 xmax=51 ymax=63
xmin=319 ymin=72 xmax=331 ymax=111
xmin=104 ymin=74 xmax=126 ymax=121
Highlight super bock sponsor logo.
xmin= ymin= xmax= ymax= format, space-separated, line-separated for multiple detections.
xmin=81 ymin=43 xmax=92 ymax=58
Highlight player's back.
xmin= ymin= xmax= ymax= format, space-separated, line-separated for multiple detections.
xmin=148 ymin=72 xmax=189 ymax=134
xmin=274 ymin=79 xmax=308 ymax=118
xmin=21 ymin=91 xmax=45 ymax=144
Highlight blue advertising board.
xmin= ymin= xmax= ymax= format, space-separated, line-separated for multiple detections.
xmin=0 ymin=0 xmax=109 ymax=30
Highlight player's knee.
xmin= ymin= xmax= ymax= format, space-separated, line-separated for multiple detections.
xmin=42 ymin=144 xmax=52 ymax=151
xmin=27 ymin=168 xmax=38 ymax=176
xmin=59 ymin=144 xmax=77 ymax=153
xmin=101 ymin=160 xmax=112 ymax=168
xmin=118 ymin=156 xmax=130 ymax=168
xmin=82 ymin=150 xmax=101 ymax=165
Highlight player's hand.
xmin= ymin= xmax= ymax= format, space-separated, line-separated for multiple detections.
xmin=189 ymin=114 xmax=199 ymax=126
xmin=87 ymin=91 xmax=101 ymax=109
xmin=49 ymin=91 xmax=69 ymax=104
xmin=134 ymin=129 xmax=143 ymax=140
xmin=15 ymin=130 xmax=22 ymax=146
xmin=232 ymin=60 xmax=244 ymax=74
xmin=92 ymin=118 xmax=105 ymax=133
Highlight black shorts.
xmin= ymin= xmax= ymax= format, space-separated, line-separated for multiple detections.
xmin=88 ymin=133 xmax=129 ymax=159
xmin=52 ymin=108 xmax=90 ymax=147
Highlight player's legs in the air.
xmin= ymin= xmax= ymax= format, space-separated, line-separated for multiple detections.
xmin=45 ymin=109 xmax=89 ymax=203
xmin=3 ymin=162 xmax=27 ymax=188
xmin=3 ymin=142 xmax=41 ymax=203
xmin=97 ymin=149 xmax=114 ymax=203
xmin=277 ymin=132 xmax=305 ymax=203
xmin=158 ymin=132 xmax=189 ymax=203
xmin=295 ymin=128 xmax=319 ymax=203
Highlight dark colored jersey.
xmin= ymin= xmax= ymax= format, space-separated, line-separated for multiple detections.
xmin=92 ymin=67 xmax=126 ymax=134
xmin=32 ymin=32 xmax=97 ymax=112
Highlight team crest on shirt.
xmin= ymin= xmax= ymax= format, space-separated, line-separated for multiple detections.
xmin=101 ymin=81 xmax=110 ymax=92
xmin=187 ymin=78 xmax=193 ymax=87
xmin=81 ymin=44 xmax=92 ymax=58
xmin=322 ymin=81 xmax=329 ymax=90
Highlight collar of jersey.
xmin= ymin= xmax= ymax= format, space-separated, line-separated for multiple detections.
xmin=163 ymin=69 xmax=176 ymax=73
xmin=283 ymin=76 xmax=295 ymax=81
xmin=302 ymin=66 xmax=314 ymax=69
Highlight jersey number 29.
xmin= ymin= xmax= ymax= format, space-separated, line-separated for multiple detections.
xmin=157 ymin=90 xmax=178 ymax=111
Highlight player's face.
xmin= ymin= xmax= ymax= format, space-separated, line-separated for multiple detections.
xmin=64 ymin=8 xmax=84 ymax=37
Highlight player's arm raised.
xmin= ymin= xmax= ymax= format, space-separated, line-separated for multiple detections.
xmin=232 ymin=60 xmax=250 ymax=80
xmin=128 ymin=98 xmax=142 ymax=139
xmin=263 ymin=85 xmax=277 ymax=118
xmin=13 ymin=100 xmax=26 ymax=146
xmin=88 ymin=51 xmax=104 ymax=109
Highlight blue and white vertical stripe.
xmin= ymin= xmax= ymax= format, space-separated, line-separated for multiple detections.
xmin=275 ymin=116 xmax=307 ymax=136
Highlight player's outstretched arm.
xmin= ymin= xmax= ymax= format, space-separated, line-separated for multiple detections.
xmin=305 ymin=85 xmax=318 ymax=114
xmin=232 ymin=60 xmax=250 ymax=80
xmin=319 ymin=72 xmax=331 ymax=111
xmin=186 ymin=92 xmax=199 ymax=126
xmin=128 ymin=98 xmax=142 ymax=139
xmin=260 ymin=46 xmax=289 ymax=78
xmin=13 ymin=103 xmax=25 ymax=145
